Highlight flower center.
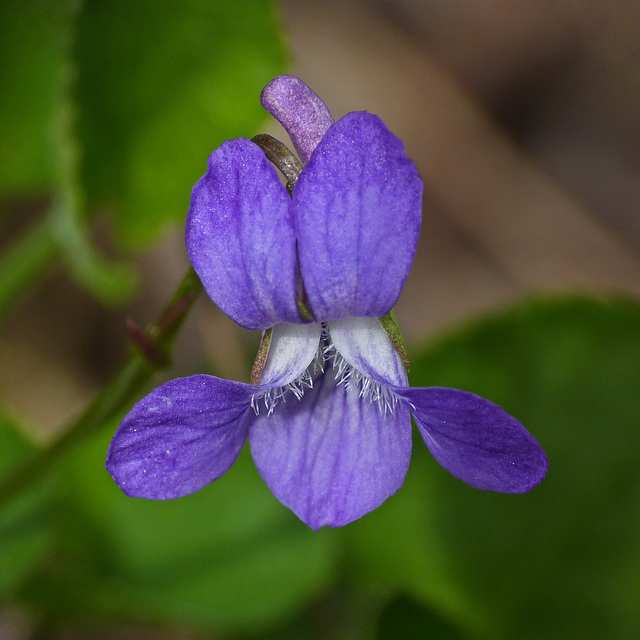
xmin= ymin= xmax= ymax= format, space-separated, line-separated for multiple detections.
xmin=251 ymin=325 xmax=398 ymax=416
xmin=324 ymin=343 xmax=400 ymax=416
xmin=250 ymin=358 xmax=320 ymax=416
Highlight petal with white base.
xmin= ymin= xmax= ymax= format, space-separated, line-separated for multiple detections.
xmin=250 ymin=368 xmax=412 ymax=530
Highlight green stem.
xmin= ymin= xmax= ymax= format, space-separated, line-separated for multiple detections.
xmin=0 ymin=216 xmax=59 ymax=321
xmin=0 ymin=266 xmax=202 ymax=506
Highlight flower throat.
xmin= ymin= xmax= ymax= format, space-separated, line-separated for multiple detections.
xmin=250 ymin=324 xmax=399 ymax=417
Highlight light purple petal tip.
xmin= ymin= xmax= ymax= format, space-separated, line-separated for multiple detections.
xmin=397 ymin=387 xmax=548 ymax=493
xmin=261 ymin=75 xmax=334 ymax=164
xmin=106 ymin=375 xmax=254 ymax=499
xmin=250 ymin=370 xmax=412 ymax=529
xmin=186 ymin=138 xmax=301 ymax=330
xmin=294 ymin=111 xmax=423 ymax=321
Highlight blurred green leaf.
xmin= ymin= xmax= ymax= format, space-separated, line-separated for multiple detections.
xmin=0 ymin=0 xmax=136 ymax=311
xmin=377 ymin=595 xmax=471 ymax=640
xmin=0 ymin=217 xmax=58 ymax=320
xmin=51 ymin=200 xmax=138 ymax=305
xmin=348 ymin=295 xmax=640 ymax=640
xmin=48 ymin=425 xmax=339 ymax=631
xmin=0 ymin=2 xmax=71 ymax=195
xmin=0 ymin=412 xmax=53 ymax=597
xmin=0 ymin=1 xmax=284 ymax=311
xmin=73 ymin=0 xmax=286 ymax=247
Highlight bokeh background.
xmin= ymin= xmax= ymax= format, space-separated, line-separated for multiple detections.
xmin=2 ymin=1 xmax=640 ymax=638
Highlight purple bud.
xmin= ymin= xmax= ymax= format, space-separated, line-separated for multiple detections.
xmin=261 ymin=75 xmax=335 ymax=163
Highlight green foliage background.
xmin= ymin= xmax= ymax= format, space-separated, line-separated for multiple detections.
xmin=0 ymin=0 xmax=285 ymax=310
xmin=4 ymin=293 xmax=640 ymax=639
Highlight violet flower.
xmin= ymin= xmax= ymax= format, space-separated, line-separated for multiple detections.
xmin=107 ymin=76 xmax=548 ymax=530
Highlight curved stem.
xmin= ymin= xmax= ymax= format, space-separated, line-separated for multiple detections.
xmin=251 ymin=133 xmax=303 ymax=193
xmin=0 ymin=266 xmax=203 ymax=506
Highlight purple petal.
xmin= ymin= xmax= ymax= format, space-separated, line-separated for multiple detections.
xmin=249 ymin=369 xmax=412 ymax=529
xmin=328 ymin=317 xmax=408 ymax=388
xmin=106 ymin=375 xmax=254 ymax=499
xmin=186 ymin=138 xmax=300 ymax=330
xmin=261 ymin=75 xmax=334 ymax=164
xmin=259 ymin=322 xmax=322 ymax=387
xmin=294 ymin=112 xmax=423 ymax=320
xmin=397 ymin=387 xmax=548 ymax=493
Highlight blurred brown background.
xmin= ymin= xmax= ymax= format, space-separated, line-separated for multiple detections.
xmin=2 ymin=0 xmax=640 ymax=438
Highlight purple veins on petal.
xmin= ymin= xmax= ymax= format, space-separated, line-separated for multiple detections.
xmin=293 ymin=111 xmax=423 ymax=321
xmin=249 ymin=365 xmax=413 ymax=530
xmin=397 ymin=386 xmax=549 ymax=493
xmin=186 ymin=138 xmax=300 ymax=331
xmin=106 ymin=375 xmax=254 ymax=500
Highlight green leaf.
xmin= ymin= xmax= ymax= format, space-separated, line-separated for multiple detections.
xmin=0 ymin=2 xmax=71 ymax=195
xmin=50 ymin=426 xmax=339 ymax=631
xmin=0 ymin=412 xmax=54 ymax=596
xmin=0 ymin=0 xmax=137 ymax=311
xmin=51 ymin=200 xmax=138 ymax=305
xmin=348 ymin=295 xmax=640 ymax=640
xmin=73 ymin=0 xmax=286 ymax=247
xmin=377 ymin=595 xmax=472 ymax=640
